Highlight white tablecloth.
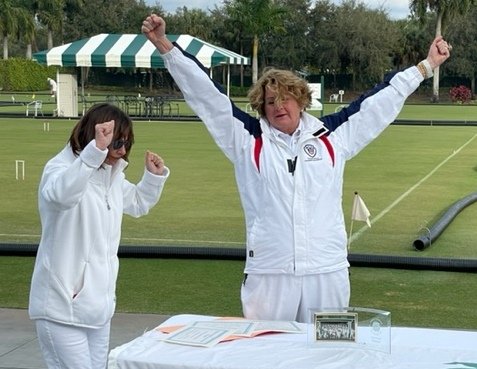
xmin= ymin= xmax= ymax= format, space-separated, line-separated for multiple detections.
xmin=108 ymin=314 xmax=477 ymax=369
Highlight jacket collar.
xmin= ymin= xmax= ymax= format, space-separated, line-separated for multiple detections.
xmin=260 ymin=111 xmax=326 ymax=139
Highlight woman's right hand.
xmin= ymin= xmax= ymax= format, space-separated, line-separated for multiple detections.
xmin=142 ymin=14 xmax=173 ymax=54
xmin=95 ymin=120 xmax=114 ymax=150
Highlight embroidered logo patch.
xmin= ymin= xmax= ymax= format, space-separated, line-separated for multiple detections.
xmin=304 ymin=144 xmax=317 ymax=158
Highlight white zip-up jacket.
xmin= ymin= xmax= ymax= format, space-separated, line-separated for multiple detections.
xmin=163 ymin=46 xmax=423 ymax=276
xmin=29 ymin=141 xmax=169 ymax=327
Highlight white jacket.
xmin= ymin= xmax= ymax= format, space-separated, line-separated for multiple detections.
xmin=29 ymin=141 xmax=169 ymax=327
xmin=163 ymin=46 xmax=423 ymax=276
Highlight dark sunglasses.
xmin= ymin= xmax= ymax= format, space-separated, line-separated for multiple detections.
xmin=110 ymin=139 xmax=131 ymax=150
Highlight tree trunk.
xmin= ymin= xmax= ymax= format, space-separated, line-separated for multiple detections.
xmin=431 ymin=12 xmax=443 ymax=103
xmin=240 ymin=42 xmax=244 ymax=88
xmin=26 ymin=44 xmax=32 ymax=59
xmin=48 ymin=29 xmax=53 ymax=50
xmin=3 ymin=36 xmax=8 ymax=60
xmin=471 ymin=74 xmax=476 ymax=98
xmin=252 ymin=34 xmax=259 ymax=84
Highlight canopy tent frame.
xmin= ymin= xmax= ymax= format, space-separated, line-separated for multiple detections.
xmin=33 ymin=33 xmax=250 ymax=114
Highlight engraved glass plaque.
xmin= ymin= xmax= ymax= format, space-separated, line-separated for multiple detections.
xmin=307 ymin=307 xmax=391 ymax=354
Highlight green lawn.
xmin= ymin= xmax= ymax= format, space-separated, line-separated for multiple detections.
xmin=396 ymin=103 xmax=477 ymax=121
xmin=2 ymin=117 xmax=476 ymax=254
xmin=2 ymin=256 xmax=476 ymax=329
xmin=1 ymin=104 xmax=477 ymax=330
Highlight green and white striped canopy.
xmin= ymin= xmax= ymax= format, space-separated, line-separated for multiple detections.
xmin=33 ymin=33 xmax=249 ymax=69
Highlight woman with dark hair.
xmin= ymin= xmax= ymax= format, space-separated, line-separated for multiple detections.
xmin=29 ymin=103 xmax=169 ymax=369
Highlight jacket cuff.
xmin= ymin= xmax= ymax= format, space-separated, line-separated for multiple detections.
xmin=143 ymin=166 xmax=170 ymax=184
xmin=390 ymin=66 xmax=423 ymax=97
xmin=80 ymin=140 xmax=108 ymax=168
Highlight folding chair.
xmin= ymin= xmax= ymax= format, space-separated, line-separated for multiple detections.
xmin=26 ymin=100 xmax=44 ymax=117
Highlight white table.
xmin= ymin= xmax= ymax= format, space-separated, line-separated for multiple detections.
xmin=109 ymin=314 xmax=477 ymax=369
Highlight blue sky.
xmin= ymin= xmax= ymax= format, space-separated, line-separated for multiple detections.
xmin=146 ymin=0 xmax=411 ymax=20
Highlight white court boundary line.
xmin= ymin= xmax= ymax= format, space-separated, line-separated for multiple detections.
xmin=0 ymin=233 xmax=243 ymax=246
xmin=349 ymin=133 xmax=477 ymax=244
xmin=4 ymin=134 xmax=477 ymax=247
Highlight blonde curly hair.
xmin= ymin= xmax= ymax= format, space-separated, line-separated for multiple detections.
xmin=247 ymin=68 xmax=312 ymax=117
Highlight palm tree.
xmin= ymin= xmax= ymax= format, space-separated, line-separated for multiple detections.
xmin=210 ymin=6 xmax=249 ymax=88
xmin=225 ymin=0 xmax=286 ymax=84
xmin=410 ymin=0 xmax=477 ymax=102
xmin=35 ymin=0 xmax=64 ymax=49
xmin=16 ymin=0 xmax=37 ymax=59
xmin=35 ymin=0 xmax=83 ymax=49
xmin=19 ymin=12 xmax=35 ymax=59
xmin=0 ymin=0 xmax=31 ymax=59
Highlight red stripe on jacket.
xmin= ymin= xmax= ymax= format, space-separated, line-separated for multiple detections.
xmin=254 ymin=137 xmax=263 ymax=171
xmin=319 ymin=135 xmax=335 ymax=166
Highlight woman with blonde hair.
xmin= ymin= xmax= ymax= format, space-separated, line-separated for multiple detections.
xmin=142 ymin=14 xmax=451 ymax=323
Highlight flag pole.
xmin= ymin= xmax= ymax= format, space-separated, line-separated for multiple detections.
xmin=348 ymin=191 xmax=359 ymax=250
xmin=348 ymin=191 xmax=372 ymax=249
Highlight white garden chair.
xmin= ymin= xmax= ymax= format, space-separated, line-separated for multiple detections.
xmin=26 ymin=100 xmax=44 ymax=117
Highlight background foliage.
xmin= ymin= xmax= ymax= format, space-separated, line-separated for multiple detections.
xmin=0 ymin=58 xmax=57 ymax=91
xmin=2 ymin=0 xmax=477 ymax=93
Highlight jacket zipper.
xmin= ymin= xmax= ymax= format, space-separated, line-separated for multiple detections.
xmin=105 ymin=192 xmax=111 ymax=210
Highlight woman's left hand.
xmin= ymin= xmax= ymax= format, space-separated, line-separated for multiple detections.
xmin=426 ymin=36 xmax=451 ymax=69
xmin=145 ymin=150 xmax=165 ymax=175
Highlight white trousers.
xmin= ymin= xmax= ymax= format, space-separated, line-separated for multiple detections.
xmin=241 ymin=269 xmax=350 ymax=323
xmin=35 ymin=319 xmax=110 ymax=369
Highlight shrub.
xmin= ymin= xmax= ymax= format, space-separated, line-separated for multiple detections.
xmin=449 ymin=85 xmax=472 ymax=104
xmin=0 ymin=58 xmax=57 ymax=91
xmin=229 ymin=85 xmax=250 ymax=97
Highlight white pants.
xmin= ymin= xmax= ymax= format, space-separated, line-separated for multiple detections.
xmin=241 ymin=269 xmax=350 ymax=323
xmin=35 ymin=319 xmax=111 ymax=369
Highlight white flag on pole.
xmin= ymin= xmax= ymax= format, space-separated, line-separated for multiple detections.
xmin=351 ymin=192 xmax=371 ymax=227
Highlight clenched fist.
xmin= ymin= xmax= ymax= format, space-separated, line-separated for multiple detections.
xmin=145 ymin=150 xmax=165 ymax=175
xmin=95 ymin=120 xmax=115 ymax=150
xmin=142 ymin=14 xmax=173 ymax=54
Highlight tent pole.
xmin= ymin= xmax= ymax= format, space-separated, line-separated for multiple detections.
xmin=56 ymin=69 xmax=60 ymax=116
xmin=227 ymin=64 xmax=231 ymax=97
xmin=81 ymin=67 xmax=85 ymax=115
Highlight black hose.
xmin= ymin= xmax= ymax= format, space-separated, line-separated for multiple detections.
xmin=1 ymin=243 xmax=476 ymax=273
xmin=348 ymin=253 xmax=477 ymax=273
xmin=119 ymin=245 xmax=245 ymax=260
xmin=412 ymin=192 xmax=477 ymax=251
xmin=0 ymin=243 xmax=38 ymax=256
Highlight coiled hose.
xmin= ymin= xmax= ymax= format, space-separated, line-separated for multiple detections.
xmin=412 ymin=192 xmax=477 ymax=251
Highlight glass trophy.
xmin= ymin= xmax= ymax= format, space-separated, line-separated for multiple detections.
xmin=307 ymin=307 xmax=391 ymax=354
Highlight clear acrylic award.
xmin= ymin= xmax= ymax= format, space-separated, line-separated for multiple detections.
xmin=307 ymin=307 xmax=391 ymax=354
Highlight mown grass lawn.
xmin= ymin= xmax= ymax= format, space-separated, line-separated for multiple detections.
xmin=1 ymin=102 xmax=476 ymax=329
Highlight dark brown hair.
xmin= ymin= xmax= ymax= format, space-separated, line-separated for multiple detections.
xmin=69 ymin=103 xmax=134 ymax=161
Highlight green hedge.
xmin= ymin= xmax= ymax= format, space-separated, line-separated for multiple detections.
xmin=0 ymin=58 xmax=57 ymax=91
xmin=228 ymin=85 xmax=250 ymax=97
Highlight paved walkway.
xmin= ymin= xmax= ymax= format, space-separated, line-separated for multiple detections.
xmin=0 ymin=308 xmax=170 ymax=369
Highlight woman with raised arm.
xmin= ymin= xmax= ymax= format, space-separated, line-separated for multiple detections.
xmin=142 ymin=14 xmax=450 ymax=323
xmin=29 ymin=103 xmax=170 ymax=369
